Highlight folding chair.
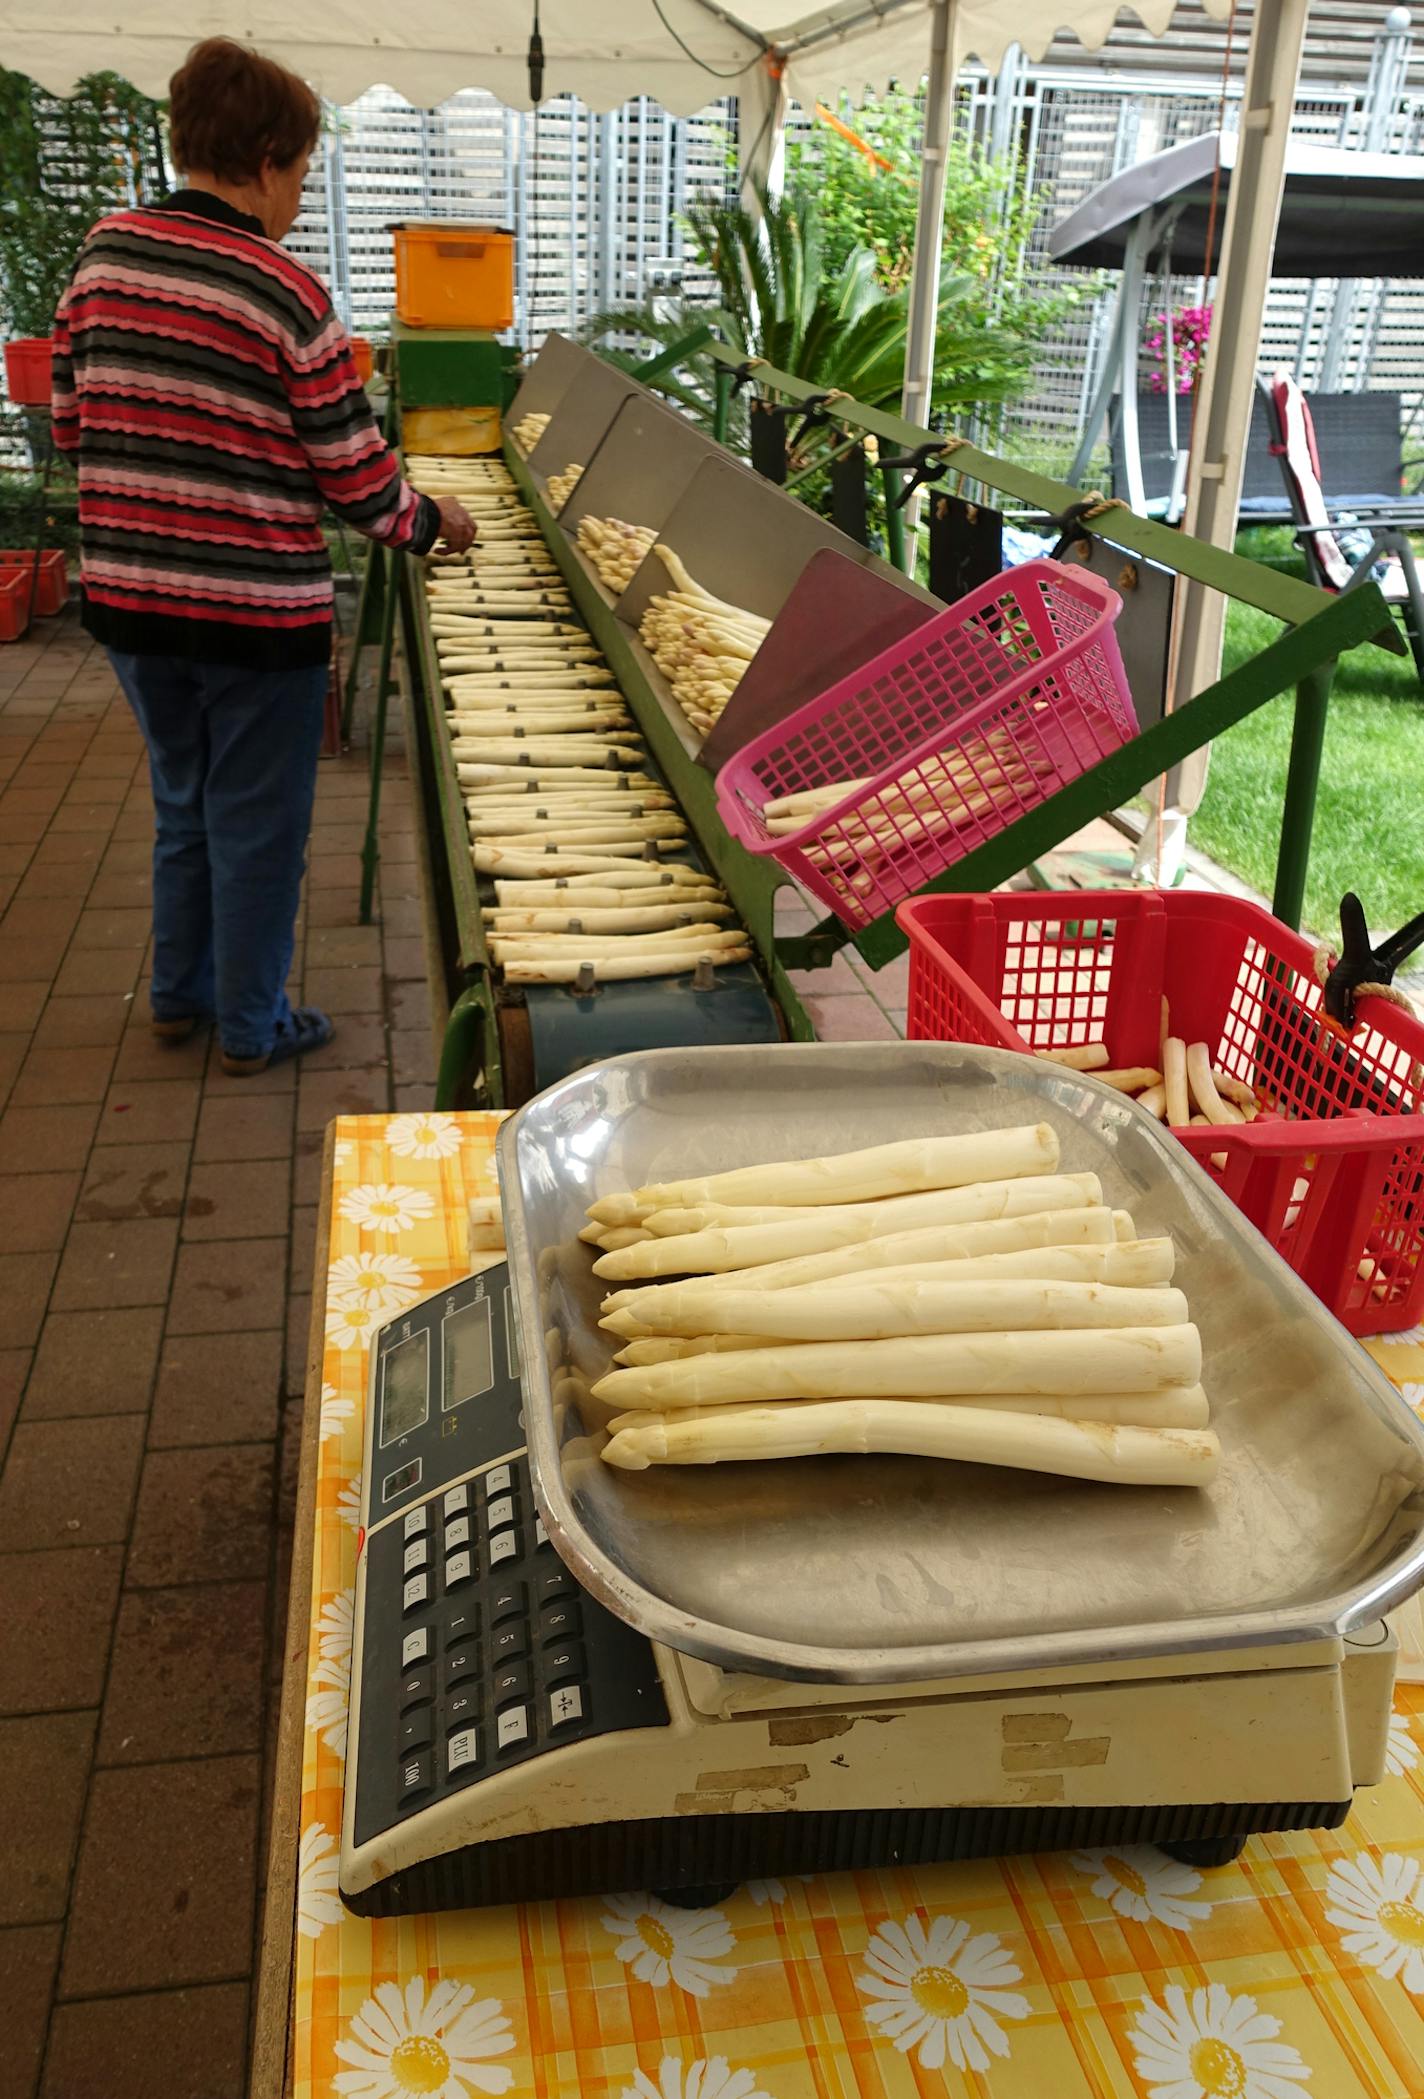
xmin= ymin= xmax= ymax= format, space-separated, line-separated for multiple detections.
xmin=1265 ymin=367 xmax=1424 ymax=681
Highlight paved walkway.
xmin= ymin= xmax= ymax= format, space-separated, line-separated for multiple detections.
xmin=0 ymin=609 xmax=432 ymax=2099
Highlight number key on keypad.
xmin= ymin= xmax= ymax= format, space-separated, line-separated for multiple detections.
xmin=446 ymin=1607 xmax=479 ymax=1648
xmin=399 ymin=1664 xmax=434 ymax=1711
xmin=491 ymin=1622 xmax=529 ymax=1666
xmin=444 ymin=1484 xmax=469 ymax=1518
xmin=444 ymin=1550 xmax=473 ymax=1590
xmin=486 ymin=1494 xmax=515 ymax=1533
xmin=485 ymin=1464 xmax=512 ymax=1498
xmin=491 ymin=1659 xmax=531 ymax=1707
xmin=403 ymin=1506 xmax=428 ymax=1541
xmin=403 ymin=1573 xmax=430 ymax=1614
xmin=535 ymin=1566 xmax=577 ymax=1606
xmin=444 ymin=1515 xmax=471 ymax=1552
xmin=446 ymin=1688 xmax=479 ymax=1731
xmin=488 ymin=1530 xmax=518 ymax=1568
xmin=446 ymin=1646 xmax=479 ymax=1689
xmin=543 ymin=1641 xmax=585 ymax=1685
xmin=490 ymin=1583 xmax=525 ymax=1625
xmin=401 ymin=1628 xmax=430 ymax=1668
xmin=541 ymin=1602 xmax=580 ymax=1643
xmin=403 ymin=1538 xmax=429 ymax=1575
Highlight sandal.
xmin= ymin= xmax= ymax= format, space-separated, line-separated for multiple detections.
xmin=220 ymin=1006 xmax=335 ymax=1078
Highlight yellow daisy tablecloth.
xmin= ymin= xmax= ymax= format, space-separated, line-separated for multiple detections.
xmin=294 ymin=1112 xmax=1424 ymax=2099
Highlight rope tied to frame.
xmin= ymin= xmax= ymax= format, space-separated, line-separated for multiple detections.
xmin=1078 ymin=492 xmax=1129 ymax=522
xmin=1312 ymin=943 xmax=1423 ymax=1097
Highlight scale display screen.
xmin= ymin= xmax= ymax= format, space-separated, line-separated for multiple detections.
xmin=379 ymin=1331 xmax=430 ymax=1448
xmin=443 ymin=1296 xmax=494 ymax=1412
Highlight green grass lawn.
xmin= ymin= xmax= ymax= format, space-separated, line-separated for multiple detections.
xmin=1187 ymin=532 xmax=1424 ymax=940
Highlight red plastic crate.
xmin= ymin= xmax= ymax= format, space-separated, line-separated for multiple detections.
xmin=0 ymin=550 xmax=67 ymax=618
xmin=0 ymin=570 xmax=31 ymax=642
xmin=3 ymin=336 xmax=53 ymax=405
xmin=897 ymin=888 xmax=1424 ymax=1336
xmin=715 ymin=560 xmax=1135 ymax=931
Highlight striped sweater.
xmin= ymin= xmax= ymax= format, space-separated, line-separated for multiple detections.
xmin=52 ymin=190 xmax=437 ymax=669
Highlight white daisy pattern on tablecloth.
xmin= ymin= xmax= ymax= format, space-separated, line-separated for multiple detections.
xmin=602 ymin=1892 xmax=736 ymax=1997
xmin=858 ymin=1912 xmax=1028 ymax=2074
xmin=339 ymin=1184 xmax=437 ymax=1236
xmin=1327 ymin=1850 xmax=1424 ymax=1991
xmin=386 ymin=1111 xmax=464 ymax=1161
xmin=1400 ymin=1382 xmax=1424 ymax=1418
xmin=621 ymin=2058 xmax=771 ymax=2099
xmin=328 ymin=1251 xmax=426 ymax=1316
xmin=1071 ymin=1846 xmax=1211 ymax=1930
xmin=317 ymin=1589 xmax=354 ymax=1663
xmin=337 ymin=1473 xmax=362 ymax=1530
xmin=1129 ymin=1981 xmax=1312 ymax=2097
xmin=333 ymin=1976 xmax=515 ymax=2097
xmin=306 ymin=1653 xmax=350 ymax=1760
xmin=320 ymin=1384 xmax=356 ymax=1441
xmin=745 ymin=1876 xmax=811 ymax=1907
xmin=1378 ymin=1323 xmax=1424 ymax=1348
xmin=297 ymin=1823 xmax=344 ymax=1940
xmin=326 ymin=1300 xmax=384 ymax=1353
xmin=1388 ymin=1711 xmax=1419 ymax=1777
xmin=333 ymin=1138 xmax=355 ymax=1166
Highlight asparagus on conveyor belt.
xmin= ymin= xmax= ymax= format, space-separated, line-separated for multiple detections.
xmin=578 ymin=1122 xmax=1222 ymax=1487
xmin=410 ymin=456 xmax=753 ymax=987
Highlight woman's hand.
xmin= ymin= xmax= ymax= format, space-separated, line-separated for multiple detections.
xmin=433 ymin=495 xmax=478 ymax=554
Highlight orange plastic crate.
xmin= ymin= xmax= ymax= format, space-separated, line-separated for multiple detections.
xmin=0 ymin=550 xmax=67 ymax=618
xmin=393 ymin=224 xmax=514 ymax=331
xmin=3 ymin=336 xmax=52 ymax=405
xmin=0 ymin=570 xmax=31 ymax=641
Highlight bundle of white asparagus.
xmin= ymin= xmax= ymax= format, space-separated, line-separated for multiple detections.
xmin=638 ymin=545 xmax=770 ymax=739
xmin=418 ymin=454 xmax=755 ymax=987
xmin=511 ymin=411 xmax=551 ymax=453
xmin=546 ymin=462 xmax=584 ymax=512
xmin=577 ymin=515 xmax=658 ymax=594
xmin=574 ymin=1121 xmax=1219 ymax=1488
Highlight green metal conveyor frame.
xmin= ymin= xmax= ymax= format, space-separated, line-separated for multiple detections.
xmin=361 ymin=339 xmax=1395 ymax=1106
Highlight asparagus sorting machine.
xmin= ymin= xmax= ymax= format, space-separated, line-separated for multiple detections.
xmin=379 ymin=334 xmax=1394 ymax=1109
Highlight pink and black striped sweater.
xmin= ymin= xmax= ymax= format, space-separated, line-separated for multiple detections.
xmin=52 ymin=190 xmax=438 ymax=670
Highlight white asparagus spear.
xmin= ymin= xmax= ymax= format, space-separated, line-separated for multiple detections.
xmin=1163 ymin=1036 xmax=1190 ymax=1127
xmin=492 ymin=888 xmax=722 ymax=914
xmin=595 ymin=1203 xmax=1118 ymax=1288
xmin=490 ymin=928 xmax=744 ymax=958
xmin=1034 ymin=1043 xmax=1109 ymax=1071
xmin=550 ymin=867 xmax=711 ymax=890
xmin=610 ymin=1123 xmax=1059 ymax=1220
xmin=487 ymin=905 xmax=732 ymax=935
xmin=636 ymin=1173 xmax=1103 ymax=1239
xmin=503 ymin=948 xmax=750 ymax=985
xmin=615 ymin=1335 xmax=788 ymax=1364
xmin=1136 ymin=1084 xmax=1168 ymax=1119
xmin=595 ymin=1227 xmax=651 ymax=1253
xmin=608 ymin=1241 xmax=1175 ymax=1322
xmin=1211 ymin=1069 xmax=1259 ymax=1111
xmin=601 ymin=1398 xmax=1220 ymax=1486
xmin=607 ymin=1384 xmax=1212 ymax=1429
xmin=1095 ymin=1066 xmax=1163 ymax=1094
xmin=474 ymin=848 xmax=686 ymax=878
xmin=1185 ymin=1042 xmax=1246 ymax=1127
xmin=592 ymin=1325 xmax=1201 ymax=1408
xmin=602 ymin=1279 xmax=1188 ymax=1343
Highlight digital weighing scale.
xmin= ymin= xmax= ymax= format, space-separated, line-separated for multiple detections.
xmin=340 ymin=1045 xmax=1424 ymax=1917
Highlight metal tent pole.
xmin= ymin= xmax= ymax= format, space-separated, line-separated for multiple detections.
xmin=898 ymin=0 xmax=957 ymax=561
xmin=1137 ymin=0 xmax=1314 ymax=895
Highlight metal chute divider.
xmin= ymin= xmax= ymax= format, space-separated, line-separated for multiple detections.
xmin=519 ymin=356 xmax=642 ymax=508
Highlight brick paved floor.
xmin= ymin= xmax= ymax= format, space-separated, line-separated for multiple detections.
xmin=0 ymin=610 xmax=435 ymax=2099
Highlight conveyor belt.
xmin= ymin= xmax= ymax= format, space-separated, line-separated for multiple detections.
xmin=403 ymin=450 xmax=783 ymax=1105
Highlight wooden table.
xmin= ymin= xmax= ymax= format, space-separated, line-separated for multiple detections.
xmin=254 ymin=1110 xmax=1424 ymax=2098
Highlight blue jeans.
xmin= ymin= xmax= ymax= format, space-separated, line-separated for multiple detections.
xmin=108 ymin=651 xmax=328 ymax=1060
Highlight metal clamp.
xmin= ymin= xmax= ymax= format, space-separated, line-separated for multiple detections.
xmin=878 ymin=438 xmax=965 ymax=509
xmin=1322 ymin=893 xmax=1424 ymax=1030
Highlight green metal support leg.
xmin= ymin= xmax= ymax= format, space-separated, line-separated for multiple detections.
xmin=341 ymin=547 xmax=382 ymax=743
xmin=882 ymin=467 xmax=907 ymax=575
xmin=435 ymin=984 xmax=490 ymax=1109
xmin=1272 ymin=663 xmax=1335 ymax=931
xmin=358 ymin=549 xmax=402 ymax=926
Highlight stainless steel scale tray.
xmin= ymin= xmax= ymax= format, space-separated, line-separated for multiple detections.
xmin=497 ymin=1042 xmax=1424 ymax=1684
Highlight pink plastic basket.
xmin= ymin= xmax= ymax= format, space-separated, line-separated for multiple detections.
xmin=714 ymin=559 xmax=1135 ymax=930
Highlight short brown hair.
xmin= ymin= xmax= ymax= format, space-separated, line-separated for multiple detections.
xmin=168 ymin=38 xmax=321 ymax=183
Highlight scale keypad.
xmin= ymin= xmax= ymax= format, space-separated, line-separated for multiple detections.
xmin=354 ymin=1449 xmax=666 ymax=1848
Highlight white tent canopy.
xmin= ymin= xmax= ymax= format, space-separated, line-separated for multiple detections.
xmin=0 ymin=0 xmax=1235 ymax=114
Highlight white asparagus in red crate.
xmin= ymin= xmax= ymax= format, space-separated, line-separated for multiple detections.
xmin=591 ymin=1324 xmax=1202 ymax=1409
xmin=1036 ymin=1044 xmax=1110 ymax=1071
xmin=1163 ymin=1036 xmax=1190 ymax=1127
xmin=600 ymin=1399 xmax=1220 ymax=1485
xmin=1186 ymin=1043 xmax=1247 ymax=1127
